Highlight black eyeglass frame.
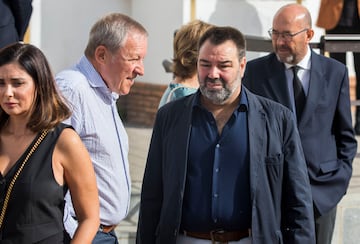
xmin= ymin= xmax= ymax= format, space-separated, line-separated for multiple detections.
xmin=268 ymin=28 xmax=309 ymax=41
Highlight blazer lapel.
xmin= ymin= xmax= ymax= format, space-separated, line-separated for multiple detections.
xmin=298 ymin=52 xmax=326 ymax=126
xmin=268 ymin=56 xmax=293 ymax=110
xmin=246 ymin=90 xmax=266 ymax=201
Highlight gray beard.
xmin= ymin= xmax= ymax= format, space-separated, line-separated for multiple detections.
xmin=285 ymin=55 xmax=295 ymax=64
xmin=200 ymin=87 xmax=231 ymax=105
xmin=276 ymin=53 xmax=295 ymax=64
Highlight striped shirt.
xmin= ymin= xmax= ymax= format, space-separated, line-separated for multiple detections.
xmin=56 ymin=55 xmax=131 ymax=236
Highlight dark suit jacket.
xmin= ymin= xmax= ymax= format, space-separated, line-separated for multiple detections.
xmin=0 ymin=0 xmax=33 ymax=48
xmin=243 ymin=51 xmax=357 ymax=216
xmin=137 ymin=88 xmax=315 ymax=244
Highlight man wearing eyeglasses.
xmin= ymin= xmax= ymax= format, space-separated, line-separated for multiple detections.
xmin=243 ymin=3 xmax=357 ymax=244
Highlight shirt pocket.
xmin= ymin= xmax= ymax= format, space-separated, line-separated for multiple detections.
xmin=265 ymin=153 xmax=284 ymax=180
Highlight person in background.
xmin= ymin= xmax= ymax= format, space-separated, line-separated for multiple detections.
xmin=243 ymin=4 xmax=357 ymax=244
xmin=158 ymin=20 xmax=213 ymax=108
xmin=56 ymin=13 xmax=148 ymax=244
xmin=317 ymin=0 xmax=360 ymax=134
xmin=0 ymin=43 xmax=99 ymax=243
xmin=0 ymin=0 xmax=33 ymax=48
xmin=137 ymin=26 xmax=315 ymax=244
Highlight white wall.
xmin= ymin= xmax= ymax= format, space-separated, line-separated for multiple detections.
xmin=131 ymin=0 xmax=184 ymax=84
xmin=30 ymin=0 xmax=330 ymax=84
xmin=31 ymin=0 xmax=131 ymax=74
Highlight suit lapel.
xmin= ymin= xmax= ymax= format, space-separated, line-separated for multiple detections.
xmin=268 ymin=56 xmax=293 ymax=110
xmin=298 ymin=52 xmax=326 ymax=126
xmin=246 ymin=90 xmax=266 ymax=201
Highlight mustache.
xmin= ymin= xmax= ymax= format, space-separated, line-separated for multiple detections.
xmin=276 ymin=44 xmax=290 ymax=51
xmin=205 ymin=77 xmax=225 ymax=84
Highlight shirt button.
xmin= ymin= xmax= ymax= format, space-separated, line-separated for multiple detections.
xmin=214 ymin=193 xmax=218 ymax=198
xmin=215 ymin=168 xmax=219 ymax=173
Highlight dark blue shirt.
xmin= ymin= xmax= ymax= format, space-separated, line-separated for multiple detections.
xmin=181 ymin=89 xmax=251 ymax=232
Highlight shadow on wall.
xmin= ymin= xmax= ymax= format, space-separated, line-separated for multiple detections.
xmin=208 ymin=0 xmax=263 ymax=60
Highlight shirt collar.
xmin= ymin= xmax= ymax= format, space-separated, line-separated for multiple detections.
xmin=78 ymin=55 xmax=119 ymax=101
xmin=78 ymin=55 xmax=107 ymax=88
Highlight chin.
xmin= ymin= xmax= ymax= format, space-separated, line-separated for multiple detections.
xmin=119 ymin=89 xmax=131 ymax=96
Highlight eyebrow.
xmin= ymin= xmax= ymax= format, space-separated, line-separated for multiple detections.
xmin=198 ymin=59 xmax=232 ymax=65
xmin=10 ymin=77 xmax=26 ymax=81
xmin=198 ymin=59 xmax=210 ymax=63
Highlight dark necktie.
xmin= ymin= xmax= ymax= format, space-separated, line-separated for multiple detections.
xmin=292 ymin=66 xmax=306 ymax=121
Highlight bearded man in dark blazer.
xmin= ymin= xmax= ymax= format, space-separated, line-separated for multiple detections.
xmin=137 ymin=26 xmax=315 ymax=244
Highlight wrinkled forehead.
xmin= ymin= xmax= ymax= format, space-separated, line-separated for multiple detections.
xmin=117 ymin=33 xmax=148 ymax=56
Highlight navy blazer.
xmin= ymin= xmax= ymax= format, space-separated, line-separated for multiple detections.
xmin=0 ymin=0 xmax=33 ymax=48
xmin=137 ymin=88 xmax=315 ymax=244
xmin=243 ymin=51 xmax=357 ymax=215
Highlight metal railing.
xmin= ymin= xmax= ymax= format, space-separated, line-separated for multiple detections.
xmin=320 ymin=34 xmax=360 ymax=54
xmin=244 ymin=35 xmax=320 ymax=53
xmin=245 ymin=34 xmax=360 ymax=54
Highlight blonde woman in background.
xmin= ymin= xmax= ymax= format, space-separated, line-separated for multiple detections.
xmin=158 ymin=20 xmax=213 ymax=108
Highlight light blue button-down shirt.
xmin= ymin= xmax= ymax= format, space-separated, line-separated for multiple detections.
xmin=56 ymin=55 xmax=131 ymax=236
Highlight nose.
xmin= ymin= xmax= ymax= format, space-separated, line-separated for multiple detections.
xmin=135 ymin=60 xmax=145 ymax=76
xmin=4 ymin=84 xmax=14 ymax=97
xmin=207 ymin=66 xmax=220 ymax=79
xmin=276 ymin=35 xmax=287 ymax=45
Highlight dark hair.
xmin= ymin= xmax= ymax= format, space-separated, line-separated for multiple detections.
xmin=198 ymin=26 xmax=246 ymax=60
xmin=0 ymin=43 xmax=71 ymax=131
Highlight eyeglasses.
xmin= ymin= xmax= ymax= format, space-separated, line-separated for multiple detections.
xmin=268 ymin=28 xmax=308 ymax=41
